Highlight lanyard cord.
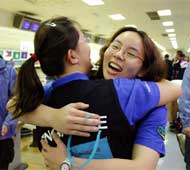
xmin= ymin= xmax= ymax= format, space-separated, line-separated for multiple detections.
xmin=67 ymin=130 xmax=102 ymax=168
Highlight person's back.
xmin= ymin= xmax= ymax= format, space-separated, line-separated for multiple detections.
xmin=173 ymin=51 xmax=188 ymax=80
xmin=37 ymin=73 xmax=161 ymax=160
xmin=164 ymin=54 xmax=173 ymax=80
xmin=0 ymin=56 xmax=17 ymax=169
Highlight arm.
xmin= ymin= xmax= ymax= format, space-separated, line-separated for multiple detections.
xmin=73 ymin=145 xmax=158 ymax=170
xmin=156 ymin=79 xmax=181 ymax=106
xmin=41 ymin=133 xmax=158 ymax=170
xmin=7 ymin=98 xmax=100 ymax=137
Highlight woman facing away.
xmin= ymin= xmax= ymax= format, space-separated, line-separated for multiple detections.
xmin=7 ymin=17 xmax=181 ymax=170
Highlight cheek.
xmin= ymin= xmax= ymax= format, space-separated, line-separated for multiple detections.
xmin=124 ymin=61 xmax=142 ymax=77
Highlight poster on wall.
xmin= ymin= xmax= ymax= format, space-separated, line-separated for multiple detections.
xmin=13 ymin=51 xmax=20 ymax=60
xmin=4 ymin=50 xmax=12 ymax=60
xmin=21 ymin=52 xmax=28 ymax=59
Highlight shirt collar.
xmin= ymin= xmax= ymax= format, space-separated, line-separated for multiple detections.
xmin=53 ymin=72 xmax=89 ymax=89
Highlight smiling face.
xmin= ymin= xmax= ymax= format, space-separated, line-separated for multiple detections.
xmin=103 ymin=31 xmax=144 ymax=80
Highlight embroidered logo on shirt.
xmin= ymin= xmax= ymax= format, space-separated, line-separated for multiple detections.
xmin=157 ymin=126 xmax=166 ymax=140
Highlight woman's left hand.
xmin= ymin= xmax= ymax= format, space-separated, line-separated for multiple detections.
xmin=41 ymin=132 xmax=67 ymax=170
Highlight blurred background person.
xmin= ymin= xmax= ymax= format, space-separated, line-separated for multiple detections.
xmin=0 ymin=55 xmax=17 ymax=170
xmin=178 ymin=63 xmax=190 ymax=170
xmin=164 ymin=54 xmax=173 ymax=80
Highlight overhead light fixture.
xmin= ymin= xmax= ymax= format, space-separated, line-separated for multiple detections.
xmin=165 ymin=28 xmax=175 ymax=33
xmin=169 ymin=37 xmax=176 ymax=41
xmin=157 ymin=9 xmax=171 ymax=16
xmin=171 ymin=41 xmax=178 ymax=49
xmin=81 ymin=0 xmax=104 ymax=6
xmin=109 ymin=14 xmax=126 ymax=20
xmin=168 ymin=33 xmax=176 ymax=37
xmin=162 ymin=21 xmax=173 ymax=26
xmin=125 ymin=24 xmax=137 ymax=28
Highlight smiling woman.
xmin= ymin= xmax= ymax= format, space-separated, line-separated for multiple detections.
xmin=97 ymin=27 xmax=166 ymax=81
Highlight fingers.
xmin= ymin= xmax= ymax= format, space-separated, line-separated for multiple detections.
xmin=41 ymin=139 xmax=51 ymax=152
xmin=69 ymin=130 xmax=91 ymax=137
xmin=71 ymin=102 xmax=100 ymax=119
xmin=70 ymin=115 xmax=100 ymax=126
xmin=71 ymin=123 xmax=99 ymax=132
xmin=51 ymin=132 xmax=65 ymax=149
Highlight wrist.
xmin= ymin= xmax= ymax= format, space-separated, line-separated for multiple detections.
xmin=60 ymin=158 xmax=71 ymax=170
xmin=46 ymin=107 xmax=58 ymax=127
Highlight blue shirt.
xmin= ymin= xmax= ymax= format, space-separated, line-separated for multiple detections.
xmin=45 ymin=72 xmax=166 ymax=156
xmin=179 ymin=63 xmax=190 ymax=129
xmin=0 ymin=58 xmax=17 ymax=140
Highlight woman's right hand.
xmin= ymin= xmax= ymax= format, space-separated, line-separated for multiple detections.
xmin=51 ymin=102 xmax=101 ymax=137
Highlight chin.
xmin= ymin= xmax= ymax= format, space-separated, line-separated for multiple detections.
xmin=105 ymin=74 xmax=115 ymax=80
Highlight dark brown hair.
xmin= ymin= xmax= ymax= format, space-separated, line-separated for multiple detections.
xmin=13 ymin=16 xmax=79 ymax=118
xmin=96 ymin=27 xmax=166 ymax=81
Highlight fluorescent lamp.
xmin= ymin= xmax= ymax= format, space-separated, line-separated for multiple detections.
xmin=162 ymin=21 xmax=173 ymax=26
xmin=168 ymin=33 xmax=176 ymax=37
xmin=109 ymin=14 xmax=125 ymax=20
xmin=125 ymin=24 xmax=137 ymax=28
xmin=169 ymin=37 xmax=176 ymax=41
xmin=171 ymin=41 xmax=178 ymax=49
xmin=157 ymin=9 xmax=171 ymax=16
xmin=165 ymin=28 xmax=175 ymax=33
xmin=82 ymin=0 xmax=104 ymax=6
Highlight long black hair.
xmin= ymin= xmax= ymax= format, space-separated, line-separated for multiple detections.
xmin=13 ymin=16 xmax=79 ymax=118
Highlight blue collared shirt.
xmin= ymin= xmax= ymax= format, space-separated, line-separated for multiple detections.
xmin=44 ymin=72 xmax=166 ymax=156
xmin=179 ymin=63 xmax=190 ymax=129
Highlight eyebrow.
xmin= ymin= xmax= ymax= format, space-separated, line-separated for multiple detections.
xmin=113 ymin=39 xmax=142 ymax=58
xmin=113 ymin=39 xmax=122 ymax=45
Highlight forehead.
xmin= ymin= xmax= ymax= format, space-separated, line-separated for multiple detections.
xmin=113 ymin=31 xmax=143 ymax=49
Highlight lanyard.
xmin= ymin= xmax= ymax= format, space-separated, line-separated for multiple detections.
xmin=67 ymin=130 xmax=102 ymax=168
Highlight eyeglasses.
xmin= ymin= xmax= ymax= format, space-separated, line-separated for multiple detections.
xmin=109 ymin=42 xmax=144 ymax=61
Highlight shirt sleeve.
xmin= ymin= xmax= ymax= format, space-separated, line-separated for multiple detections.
xmin=179 ymin=64 xmax=190 ymax=128
xmin=135 ymin=106 xmax=167 ymax=157
xmin=113 ymin=78 xmax=160 ymax=125
xmin=3 ymin=113 xmax=17 ymax=127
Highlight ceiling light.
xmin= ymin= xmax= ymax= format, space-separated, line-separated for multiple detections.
xmin=169 ymin=37 xmax=176 ymax=41
xmin=157 ymin=9 xmax=171 ymax=16
xmin=125 ymin=24 xmax=137 ymax=28
xmin=168 ymin=34 xmax=176 ymax=37
xmin=82 ymin=0 xmax=104 ymax=6
xmin=165 ymin=28 xmax=175 ymax=33
xmin=171 ymin=41 xmax=178 ymax=49
xmin=162 ymin=21 xmax=173 ymax=26
xmin=109 ymin=14 xmax=126 ymax=20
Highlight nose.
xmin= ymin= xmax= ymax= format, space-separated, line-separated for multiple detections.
xmin=114 ymin=50 xmax=125 ymax=60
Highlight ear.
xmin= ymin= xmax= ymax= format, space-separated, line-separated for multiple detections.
xmin=67 ymin=49 xmax=79 ymax=64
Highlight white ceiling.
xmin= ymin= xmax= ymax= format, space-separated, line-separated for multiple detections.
xmin=0 ymin=0 xmax=190 ymax=56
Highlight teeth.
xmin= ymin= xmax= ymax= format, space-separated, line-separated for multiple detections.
xmin=109 ymin=62 xmax=122 ymax=71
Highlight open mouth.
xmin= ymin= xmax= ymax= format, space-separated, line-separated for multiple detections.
xmin=108 ymin=62 xmax=122 ymax=72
